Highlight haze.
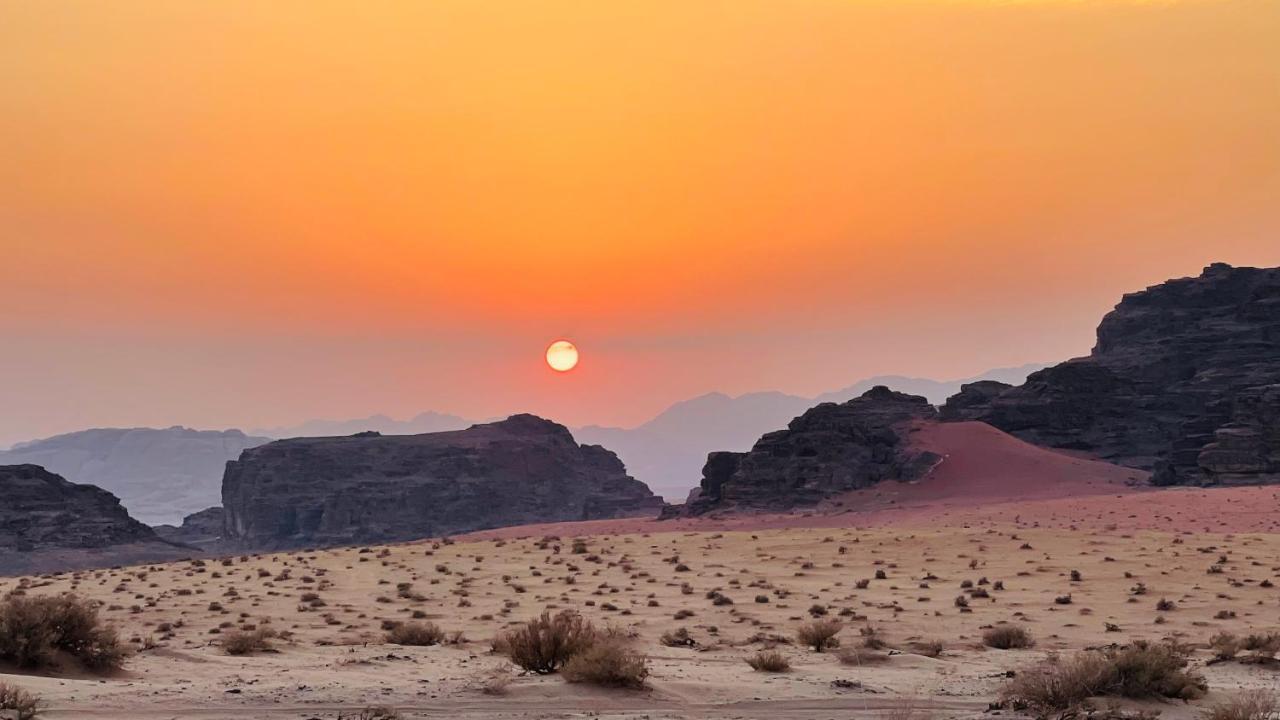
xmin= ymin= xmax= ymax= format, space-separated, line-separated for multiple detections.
xmin=2 ymin=0 xmax=1278 ymax=447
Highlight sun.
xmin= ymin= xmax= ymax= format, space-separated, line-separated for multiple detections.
xmin=545 ymin=340 xmax=579 ymax=372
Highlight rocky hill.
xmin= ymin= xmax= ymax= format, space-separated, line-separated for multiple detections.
xmin=0 ymin=427 xmax=270 ymax=524
xmin=0 ymin=464 xmax=189 ymax=575
xmin=221 ymin=414 xmax=663 ymax=550
xmin=941 ymin=263 xmax=1280 ymax=486
xmin=153 ymin=507 xmax=226 ymax=551
xmin=675 ymin=387 xmax=942 ymax=515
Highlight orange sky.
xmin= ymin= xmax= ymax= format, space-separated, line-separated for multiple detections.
xmin=1 ymin=0 xmax=1278 ymax=445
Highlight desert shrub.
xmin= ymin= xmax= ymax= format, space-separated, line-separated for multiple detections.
xmin=1210 ymin=632 xmax=1241 ymax=661
xmin=501 ymin=610 xmax=597 ymax=674
xmin=1002 ymin=652 xmax=1112 ymax=712
xmin=1003 ymin=642 xmax=1206 ymax=713
xmin=0 ymin=594 xmax=125 ymax=671
xmin=660 ymin=627 xmax=695 ymax=647
xmin=913 ymin=640 xmax=945 ymax=658
xmin=561 ymin=640 xmax=648 ymax=689
xmin=983 ymin=625 xmax=1034 ymax=650
xmin=746 ymin=650 xmax=790 ymax=672
xmin=343 ymin=708 xmax=401 ymax=720
xmin=838 ymin=647 xmax=888 ymax=665
xmin=1105 ymin=641 xmax=1205 ymax=700
xmin=222 ymin=628 xmax=274 ymax=655
xmin=796 ymin=619 xmax=842 ymax=652
xmin=0 ymin=682 xmax=42 ymax=720
xmin=1201 ymin=690 xmax=1278 ymax=720
xmin=386 ymin=622 xmax=445 ymax=646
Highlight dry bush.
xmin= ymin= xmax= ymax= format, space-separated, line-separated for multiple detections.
xmin=1201 ymin=690 xmax=1278 ymax=720
xmin=386 ymin=622 xmax=445 ymax=647
xmin=839 ymin=647 xmax=889 ymax=665
xmin=660 ymin=627 xmax=696 ymax=647
xmin=983 ymin=625 xmax=1034 ymax=649
xmin=0 ymin=594 xmax=125 ymax=672
xmin=561 ymin=640 xmax=649 ymax=689
xmin=912 ymin=640 xmax=945 ymax=658
xmin=796 ymin=619 xmax=842 ymax=652
xmin=222 ymin=628 xmax=275 ymax=656
xmin=1003 ymin=642 xmax=1206 ymax=713
xmin=501 ymin=610 xmax=597 ymax=674
xmin=0 ymin=682 xmax=42 ymax=720
xmin=1210 ymin=632 xmax=1241 ymax=661
xmin=1002 ymin=652 xmax=1112 ymax=712
xmin=339 ymin=708 xmax=401 ymax=720
xmin=1105 ymin=642 xmax=1205 ymax=700
xmin=478 ymin=671 xmax=512 ymax=696
xmin=746 ymin=650 xmax=790 ymax=672
xmin=885 ymin=694 xmax=933 ymax=720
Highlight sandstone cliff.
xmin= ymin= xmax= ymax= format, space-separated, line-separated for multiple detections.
xmin=221 ymin=415 xmax=662 ymax=550
xmin=0 ymin=464 xmax=190 ymax=575
xmin=941 ymin=263 xmax=1280 ymax=486
xmin=676 ymin=387 xmax=941 ymax=515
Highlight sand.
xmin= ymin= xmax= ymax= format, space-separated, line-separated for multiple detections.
xmin=2 ymin=484 xmax=1279 ymax=719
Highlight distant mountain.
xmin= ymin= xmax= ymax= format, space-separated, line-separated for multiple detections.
xmin=574 ymin=391 xmax=814 ymax=501
xmin=0 ymin=427 xmax=270 ymax=525
xmin=254 ymin=411 xmax=471 ymax=439
xmin=813 ymin=364 xmax=1049 ymax=405
xmin=574 ymin=364 xmax=1048 ymax=501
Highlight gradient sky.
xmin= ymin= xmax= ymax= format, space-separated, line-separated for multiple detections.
xmin=2 ymin=0 xmax=1278 ymax=446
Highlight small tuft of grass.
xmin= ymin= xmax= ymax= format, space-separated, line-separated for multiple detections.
xmin=561 ymin=640 xmax=648 ymax=689
xmin=1201 ymin=690 xmax=1278 ymax=720
xmin=386 ymin=622 xmax=445 ymax=647
xmin=0 ymin=682 xmax=42 ymax=720
xmin=983 ymin=625 xmax=1034 ymax=649
xmin=746 ymin=650 xmax=791 ymax=672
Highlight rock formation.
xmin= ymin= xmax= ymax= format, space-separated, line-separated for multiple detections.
xmin=675 ymin=387 xmax=941 ymax=515
xmin=152 ymin=507 xmax=226 ymax=551
xmin=221 ymin=415 xmax=663 ymax=550
xmin=0 ymin=464 xmax=189 ymax=575
xmin=0 ymin=427 xmax=271 ymax=524
xmin=941 ymin=263 xmax=1280 ymax=486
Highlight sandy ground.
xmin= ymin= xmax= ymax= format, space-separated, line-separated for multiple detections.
xmin=3 ymin=505 xmax=1279 ymax=719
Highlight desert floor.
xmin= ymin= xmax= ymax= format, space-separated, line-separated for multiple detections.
xmin=3 ymin=484 xmax=1280 ymax=720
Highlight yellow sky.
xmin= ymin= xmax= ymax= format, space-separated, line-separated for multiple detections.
xmin=1 ymin=0 xmax=1278 ymax=443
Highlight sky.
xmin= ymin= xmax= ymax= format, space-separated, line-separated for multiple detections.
xmin=1 ymin=0 xmax=1278 ymax=446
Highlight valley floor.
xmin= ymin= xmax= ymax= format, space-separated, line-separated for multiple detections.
xmin=3 ymin=485 xmax=1280 ymax=719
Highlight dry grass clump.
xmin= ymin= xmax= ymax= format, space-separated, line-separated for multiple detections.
xmin=1201 ymin=690 xmax=1278 ymax=720
xmin=746 ymin=650 xmax=791 ymax=672
xmin=1003 ymin=641 xmax=1206 ymax=713
xmin=222 ymin=628 xmax=275 ymax=656
xmin=561 ymin=639 xmax=649 ymax=689
xmin=838 ymin=647 xmax=889 ymax=665
xmin=0 ymin=594 xmax=125 ymax=672
xmin=796 ymin=619 xmax=842 ymax=652
xmin=386 ymin=622 xmax=445 ymax=647
xmin=983 ymin=625 xmax=1034 ymax=649
xmin=500 ymin=610 xmax=597 ymax=674
xmin=0 ymin=682 xmax=42 ymax=720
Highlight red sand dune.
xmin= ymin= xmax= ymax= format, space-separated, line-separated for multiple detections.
xmin=460 ymin=421 xmax=1280 ymax=541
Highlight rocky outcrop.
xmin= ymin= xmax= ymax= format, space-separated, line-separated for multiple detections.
xmin=941 ymin=263 xmax=1280 ymax=486
xmin=221 ymin=415 xmax=663 ymax=550
xmin=0 ymin=465 xmax=190 ymax=575
xmin=0 ymin=427 xmax=271 ymax=524
xmin=676 ymin=387 xmax=941 ymax=515
xmin=153 ymin=507 xmax=226 ymax=551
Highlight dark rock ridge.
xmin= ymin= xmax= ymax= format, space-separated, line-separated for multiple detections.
xmin=674 ymin=387 xmax=941 ymax=516
xmin=941 ymin=263 xmax=1280 ymax=486
xmin=0 ymin=427 xmax=271 ymax=525
xmin=221 ymin=414 xmax=663 ymax=550
xmin=0 ymin=464 xmax=190 ymax=575
xmin=153 ymin=507 xmax=226 ymax=551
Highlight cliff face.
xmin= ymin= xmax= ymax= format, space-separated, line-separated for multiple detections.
xmin=679 ymin=387 xmax=941 ymax=515
xmin=941 ymin=263 xmax=1280 ymax=486
xmin=221 ymin=415 xmax=663 ymax=550
xmin=0 ymin=464 xmax=189 ymax=575
xmin=0 ymin=427 xmax=270 ymax=525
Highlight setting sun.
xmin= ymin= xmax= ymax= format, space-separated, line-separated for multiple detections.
xmin=546 ymin=340 xmax=579 ymax=372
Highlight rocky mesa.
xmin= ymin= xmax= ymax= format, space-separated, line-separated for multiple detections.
xmin=221 ymin=414 xmax=663 ymax=550
xmin=676 ymin=386 xmax=941 ymax=515
xmin=0 ymin=464 xmax=190 ymax=575
xmin=941 ymin=263 xmax=1280 ymax=486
